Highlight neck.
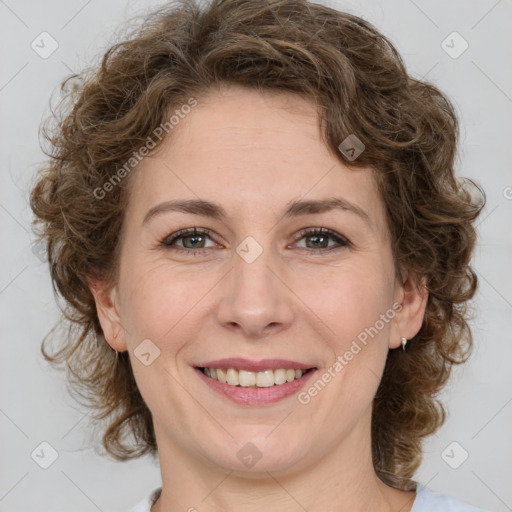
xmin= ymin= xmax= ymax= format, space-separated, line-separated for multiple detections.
xmin=150 ymin=412 xmax=416 ymax=512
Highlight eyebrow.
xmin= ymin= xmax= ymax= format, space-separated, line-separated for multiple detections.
xmin=143 ymin=197 xmax=372 ymax=227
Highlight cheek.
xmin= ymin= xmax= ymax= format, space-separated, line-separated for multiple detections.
xmin=118 ymin=258 xmax=194 ymax=342
xmin=118 ymin=254 xmax=225 ymax=349
xmin=310 ymin=262 xmax=394 ymax=345
xmin=314 ymin=268 xmax=393 ymax=412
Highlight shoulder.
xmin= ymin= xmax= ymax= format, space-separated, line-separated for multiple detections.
xmin=128 ymin=488 xmax=162 ymax=512
xmin=412 ymin=484 xmax=490 ymax=512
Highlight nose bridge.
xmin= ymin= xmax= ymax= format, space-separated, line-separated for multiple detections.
xmin=215 ymin=234 xmax=294 ymax=336
xmin=235 ymin=238 xmax=275 ymax=298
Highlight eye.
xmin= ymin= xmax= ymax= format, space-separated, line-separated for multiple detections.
xmin=160 ymin=226 xmax=351 ymax=256
xmin=160 ymin=227 xmax=217 ymax=255
xmin=294 ymin=227 xmax=351 ymax=253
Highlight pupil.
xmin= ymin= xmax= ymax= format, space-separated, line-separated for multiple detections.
xmin=308 ymin=235 xmax=327 ymax=248
xmin=185 ymin=235 xmax=204 ymax=248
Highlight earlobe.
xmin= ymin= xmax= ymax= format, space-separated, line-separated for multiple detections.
xmin=389 ymin=273 xmax=428 ymax=350
xmin=88 ymin=277 xmax=127 ymax=352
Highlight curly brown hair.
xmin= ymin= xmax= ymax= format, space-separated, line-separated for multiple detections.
xmin=30 ymin=0 xmax=484 ymax=490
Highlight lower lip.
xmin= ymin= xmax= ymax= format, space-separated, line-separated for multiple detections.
xmin=195 ymin=368 xmax=317 ymax=406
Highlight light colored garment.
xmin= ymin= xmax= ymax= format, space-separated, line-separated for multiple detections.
xmin=129 ymin=483 xmax=490 ymax=512
xmin=411 ymin=484 xmax=489 ymax=511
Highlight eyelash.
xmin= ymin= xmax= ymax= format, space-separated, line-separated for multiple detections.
xmin=160 ymin=227 xmax=351 ymax=256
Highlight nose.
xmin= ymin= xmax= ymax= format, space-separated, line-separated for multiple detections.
xmin=215 ymin=244 xmax=295 ymax=339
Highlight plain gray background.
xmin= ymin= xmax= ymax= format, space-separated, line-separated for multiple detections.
xmin=1 ymin=0 xmax=511 ymax=510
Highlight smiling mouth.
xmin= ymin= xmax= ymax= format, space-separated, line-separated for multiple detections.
xmin=198 ymin=367 xmax=315 ymax=388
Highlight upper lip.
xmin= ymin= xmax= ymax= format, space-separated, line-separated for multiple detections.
xmin=196 ymin=358 xmax=316 ymax=372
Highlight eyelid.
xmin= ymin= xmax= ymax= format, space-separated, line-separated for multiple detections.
xmin=160 ymin=227 xmax=217 ymax=247
xmin=294 ymin=227 xmax=351 ymax=246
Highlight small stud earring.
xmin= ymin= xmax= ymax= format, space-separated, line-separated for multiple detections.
xmin=401 ymin=337 xmax=408 ymax=351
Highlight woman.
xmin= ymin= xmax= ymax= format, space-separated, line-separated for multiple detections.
xmin=30 ymin=0 xmax=489 ymax=510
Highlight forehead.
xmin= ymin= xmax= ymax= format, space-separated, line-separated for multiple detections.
xmin=126 ymin=85 xmax=386 ymax=233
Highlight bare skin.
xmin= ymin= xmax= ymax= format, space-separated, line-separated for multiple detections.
xmin=91 ymin=84 xmax=427 ymax=512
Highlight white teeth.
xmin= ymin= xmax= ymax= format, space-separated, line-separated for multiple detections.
xmin=226 ymin=368 xmax=239 ymax=386
xmin=201 ymin=367 xmax=309 ymax=387
xmin=256 ymin=369 xmax=275 ymax=387
xmin=239 ymin=370 xmax=256 ymax=387
xmin=274 ymin=369 xmax=287 ymax=385
xmin=216 ymin=368 xmax=227 ymax=383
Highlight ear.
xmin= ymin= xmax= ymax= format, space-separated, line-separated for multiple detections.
xmin=88 ymin=277 xmax=127 ymax=352
xmin=389 ymin=271 xmax=428 ymax=349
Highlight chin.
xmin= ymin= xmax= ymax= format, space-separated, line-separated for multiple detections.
xmin=203 ymin=431 xmax=311 ymax=476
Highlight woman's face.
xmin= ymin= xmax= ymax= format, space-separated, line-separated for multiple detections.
xmin=93 ymin=85 xmax=426 ymax=475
